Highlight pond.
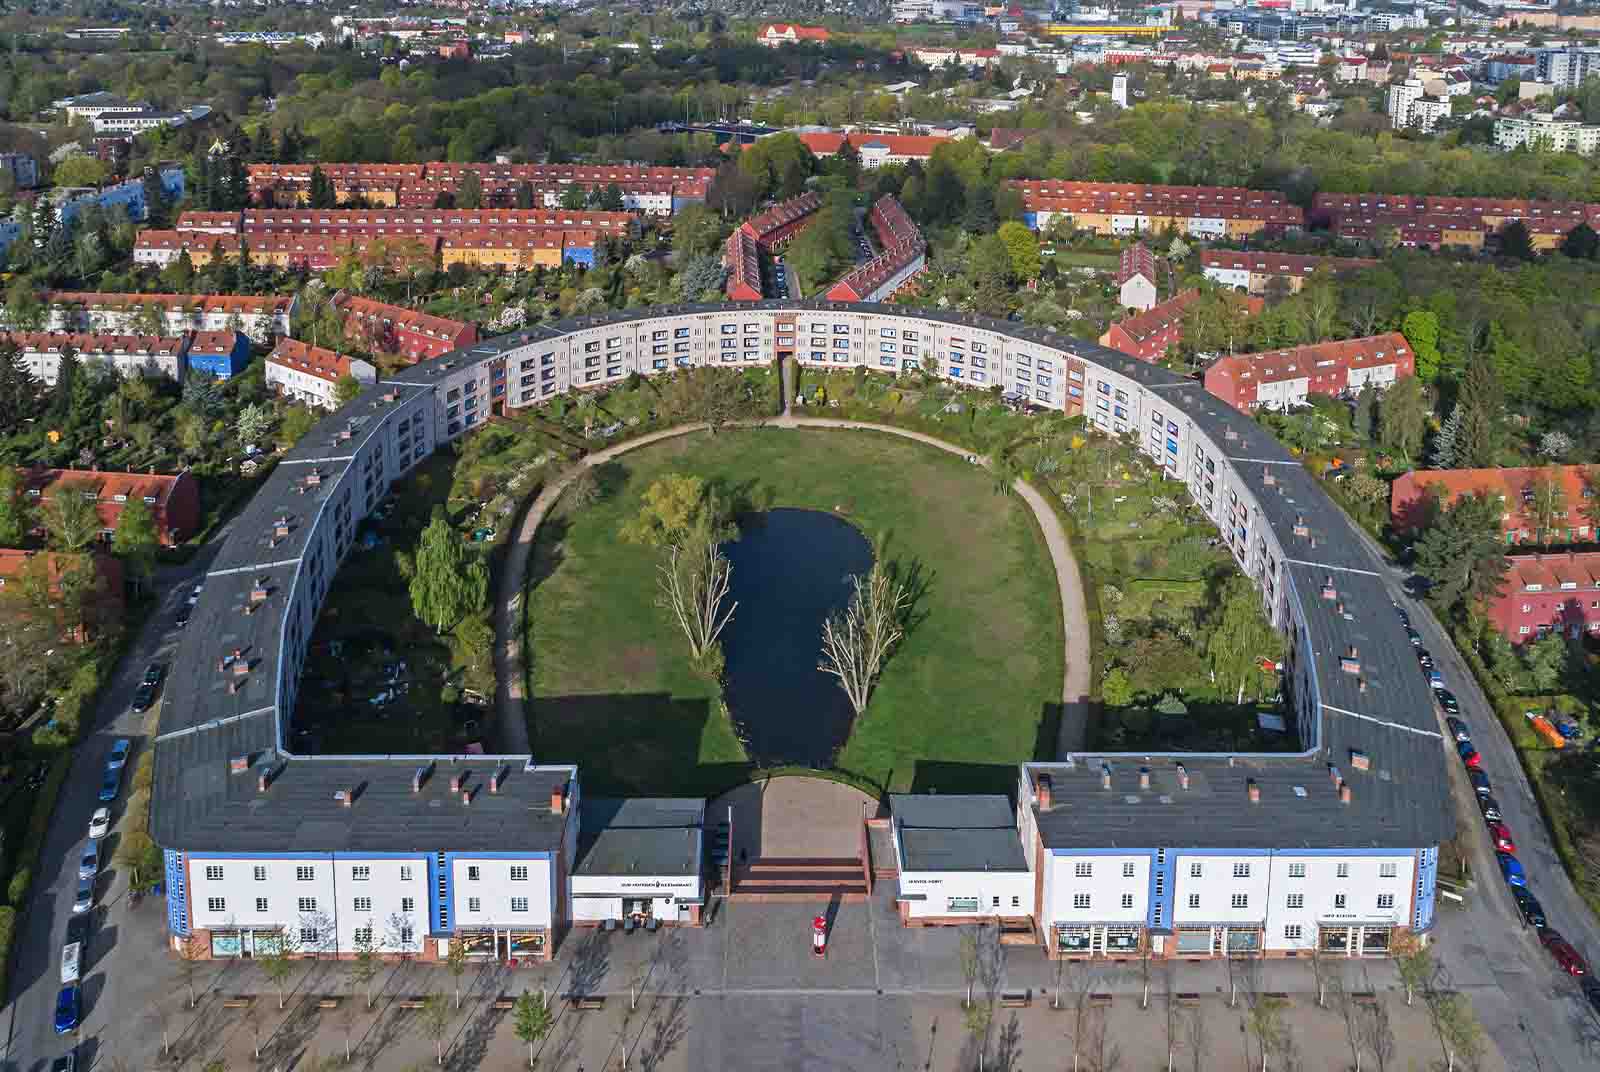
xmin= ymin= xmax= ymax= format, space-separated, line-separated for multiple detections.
xmin=719 ymin=508 xmax=874 ymax=767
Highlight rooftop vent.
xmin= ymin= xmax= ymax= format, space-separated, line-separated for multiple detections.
xmin=1100 ymin=762 xmax=1112 ymax=790
xmin=1292 ymin=785 xmax=1307 ymax=798
xmin=1349 ymin=749 xmax=1371 ymax=772
xmin=1293 ymin=514 xmax=1308 ymax=537
xmin=1247 ymin=779 xmax=1260 ymax=804
xmin=450 ymin=770 xmax=470 ymax=794
xmin=1262 ymin=468 xmax=1276 ymax=487
xmin=1138 ymin=766 xmax=1151 ymax=791
xmin=462 ymin=784 xmax=477 ymax=806
xmin=1339 ymin=780 xmax=1352 ymax=805
xmin=1320 ymin=576 xmax=1337 ymax=600
xmin=550 ymin=782 xmax=566 ymax=815
xmin=229 ymin=754 xmax=252 ymax=774
xmin=1340 ymin=646 xmax=1361 ymax=674
xmin=1328 ymin=764 xmax=1342 ymax=786
xmin=1036 ymin=772 xmax=1053 ymax=810
xmin=257 ymin=764 xmax=276 ymax=793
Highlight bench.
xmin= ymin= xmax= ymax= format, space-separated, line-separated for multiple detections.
xmin=397 ymin=998 xmax=428 ymax=1010
xmin=222 ymin=996 xmax=254 ymax=1009
xmin=999 ymin=990 xmax=1031 ymax=1009
xmin=1265 ymin=992 xmax=1290 ymax=1002
xmin=492 ymin=998 xmax=516 ymax=1011
xmin=317 ymin=998 xmax=340 ymax=1010
xmin=1174 ymin=993 xmax=1201 ymax=1007
xmin=568 ymin=995 xmax=606 ymax=1011
xmin=1089 ymin=993 xmax=1113 ymax=1007
xmin=1353 ymin=992 xmax=1378 ymax=1006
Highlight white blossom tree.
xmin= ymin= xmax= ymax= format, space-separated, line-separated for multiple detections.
xmin=818 ymin=563 xmax=911 ymax=716
xmin=656 ymin=533 xmax=736 ymax=667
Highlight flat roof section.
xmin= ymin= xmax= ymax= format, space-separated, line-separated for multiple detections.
xmin=574 ymin=798 xmax=705 ymax=878
xmin=890 ymin=794 xmax=1028 ymax=873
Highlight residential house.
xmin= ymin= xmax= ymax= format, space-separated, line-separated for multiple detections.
xmin=1203 ymin=333 xmax=1414 ymax=412
xmin=724 ymin=229 xmax=763 ymax=302
xmin=1116 ymin=243 xmax=1160 ymax=312
xmin=19 ymin=467 xmax=200 ymax=546
xmin=1199 ymin=251 xmax=1379 ymax=296
xmin=185 ymin=331 xmax=252 ymax=379
xmin=0 ymin=550 xmax=124 ymax=642
xmin=331 ymin=293 xmax=478 ymax=363
xmin=1389 ymin=465 xmax=1595 ymax=544
xmin=757 ymin=24 xmax=830 ymax=47
xmin=1099 ymin=290 xmax=1200 ymax=363
xmin=1485 ymin=552 xmax=1600 ymax=643
xmin=266 ymin=338 xmax=376 ymax=410
xmin=10 ymin=331 xmax=191 ymax=385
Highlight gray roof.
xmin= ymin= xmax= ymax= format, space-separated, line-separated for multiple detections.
xmin=890 ymin=794 xmax=1027 ymax=873
xmin=573 ymin=798 xmax=704 ymax=878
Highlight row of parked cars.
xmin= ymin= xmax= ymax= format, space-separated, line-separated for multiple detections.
xmin=1404 ymin=603 xmax=1600 ymax=1012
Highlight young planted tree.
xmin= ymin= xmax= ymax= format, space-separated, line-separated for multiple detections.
xmin=512 ymin=990 xmax=554 ymax=1068
xmin=258 ymin=929 xmax=298 ymax=1009
xmin=1429 ymin=989 xmax=1485 ymax=1072
xmin=422 ymin=993 xmax=453 ymax=1065
xmin=818 ymin=562 xmax=911 ymax=717
xmin=1389 ymin=931 xmax=1432 ymax=1007
xmin=446 ymin=938 xmax=468 ymax=1009
xmin=656 ymin=532 xmax=736 ymax=668
xmin=175 ymin=931 xmax=209 ymax=1008
xmin=958 ymin=926 xmax=980 ymax=1007
xmin=962 ymin=1000 xmax=993 ymax=1072
xmin=349 ymin=921 xmax=381 ymax=1009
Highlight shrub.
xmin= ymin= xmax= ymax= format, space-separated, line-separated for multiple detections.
xmin=0 ymin=906 xmax=15 ymax=1004
xmin=5 ymin=868 xmax=28 ymax=906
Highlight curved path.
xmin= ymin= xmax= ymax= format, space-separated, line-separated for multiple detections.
xmin=493 ymin=417 xmax=1092 ymax=759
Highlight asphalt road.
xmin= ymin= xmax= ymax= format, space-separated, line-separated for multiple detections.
xmin=1349 ymin=525 xmax=1600 ymax=1068
xmin=0 ymin=549 xmax=217 ymax=1072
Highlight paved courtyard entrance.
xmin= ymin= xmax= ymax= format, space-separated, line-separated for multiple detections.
xmin=710 ymin=775 xmax=881 ymax=899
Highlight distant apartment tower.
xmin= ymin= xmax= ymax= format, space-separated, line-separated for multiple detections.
xmin=1536 ymin=46 xmax=1600 ymax=90
xmin=1387 ymin=80 xmax=1449 ymax=133
xmin=1112 ymin=73 xmax=1130 ymax=109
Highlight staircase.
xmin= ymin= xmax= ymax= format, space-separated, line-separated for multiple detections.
xmin=731 ymin=857 xmax=869 ymax=901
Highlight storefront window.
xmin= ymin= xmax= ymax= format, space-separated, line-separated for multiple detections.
xmin=1057 ymin=927 xmax=1092 ymax=953
xmin=251 ymin=930 xmax=283 ymax=956
xmin=1105 ymin=927 xmax=1140 ymax=952
xmin=1361 ymin=928 xmax=1391 ymax=954
xmin=509 ymin=931 xmax=546 ymax=956
xmin=458 ymin=931 xmax=496 ymax=958
xmin=1175 ymin=927 xmax=1211 ymax=955
xmin=947 ymin=897 xmax=980 ymax=913
xmin=210 ymin=932 xmax=243 ymax=958
xmin=1320 ymin=927 xmax=1350 ymax=952
xmin=1226 ymin=929 xmax=1260 ymax=954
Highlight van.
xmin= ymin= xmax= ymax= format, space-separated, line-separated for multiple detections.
xmin=60 ymin=941 xmax=80 ymax=984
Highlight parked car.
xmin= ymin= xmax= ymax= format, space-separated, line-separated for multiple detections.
xmin=53 ymin=984 xmax=79 ymax=1033
xmin=1458 ymin=745 xmax=1482 ymax=769
xmin=1446 ymin=716 xmax=1471 ymax=742
xmin=1417 ymin=649 xmax=1434 ymax=669
xmin=72 ymin=876 xmax=93 ymax=914
xmin=65 ymin=913 xmax=88 ymax=947
xmin=1489 ymin=822 xmax=1516 ymax=853
xmin=98 ymin=765 xmax=122 ymax=802
xmin=1584 ymin=978 xmax=1600 ymax=1013
xmin=1428 ymin=668 xmax=1445 ymax=689
xmin=1406 ymin=628 xmax=1422 ymax=647
xmin=76 ymin=841 xmax=97 ymax=881
xmin=1479 ymin=795 xmax=1503 ymax=822
xmin=1513 ymin=888 xmax=1547 ymax=929
xmin=131 ymin=682 xmax=157 ymax=712
xmin=50 ymin=1053 xmax=75 ymax=1072
xmin=1395 ymin=603 xmax=1410 ymax=626
xmin=1540 ymin=930 xmax=1588 ymax=975
xmin=87 ymin=807 xmax=110 ymax=840
xmin=1436 ymin=690 xmax=1460 ymax=715
xmin=1469 ymin=770 xmax=1492 ymax=796
xmin=106 ymin=739 xmax=131 ymax=770
xmin=1498 ymin=851 xmax=1528 ymax=887
xmin=60 ymin=940 xmax=80 ymax=984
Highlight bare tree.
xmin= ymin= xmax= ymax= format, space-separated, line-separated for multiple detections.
xmin=446 ymin=938 xmax=469 ymax=1009
xmin=1087 ymin=1006 xmax=1123 ymax=1072
xmin=421 ymin=993 xmax=452 ymax=1065
xmin=959 ymin=927 xmax=981 ymax=1007
xmin=818 ymin=563 xmax=911 ymax=716
xmin=1183 ymin=1004 xmax=1209 ymax=1072
xmin=1161 ymin=961 xmax=1182 ymax=1072
xmin=1063 ymin=959 xmax=1105 ymax=1072
xmin=175 ymin=932 xmax=208 ymax=1008
xmin=1308 ymin=942 xmax=1331 ymax=1009
xmin=335 ymin=998 xmax=359 ymax=1064
xmin=147 ymin=998 xmax=173 ymax=1058
xmin=1358 ymin=995 xmax=1395 ymax=1072
xmin=1329 ymin=969 xmax=1363 ymax=1072
xmin=349 ymin=920 xmax=381 ymax=1009
xmin=258 ymin=927 xmax=300 ymax=1009
xmin=243 ymin=1002 xmax=265 ymax=1059
xmin=656 ymin=535 xmax=736 ymax=666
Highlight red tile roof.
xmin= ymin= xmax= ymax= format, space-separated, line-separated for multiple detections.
xmin=268 ymin=338 xmax=353 ymax=384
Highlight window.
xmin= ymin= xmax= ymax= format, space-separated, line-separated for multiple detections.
xmin=1286 ymin=894 xmax=1305 ymax=909
xmin=1231 ymin=894 xmax=1249 ymax=909
xmin=1122 ymin=862 xmax=1136 ymax=878
xmin=467 ymin=866 xmax=481 ymax=881
xmin=947 ymin=897 xmax=980 ymax=912
xmin=296 ymin=866 xmax=314 ymax=882
xmin=511 ymin=897 xmax=529 ymax=913
xmin=1284 ymin=924 xmax=1303 ymax=940
xmin=1334 ymin=894 xmax=1347 ymax=909
xmin=255 ymin=897 xmax=268 ymax=913
xmin=1287 ymin=863 xmax=1306 ymax=879
xmin=1187 ymin=894 xmax=1201 ymax=909
xmin=300 ymin=927 xmax=319 ymax=946
xmin=468 ymin=897 xmax=481 ymax=914
xmin=1377 ymin=894 xmax=1395 ymax=909
xmin=354 ymin=926 xmax=373 ymax=945
xmin=1074 ymin=862 xmax=1093 ymax=878
xmin=354 ymin=897 xmax=372 ymax=913
xmin=254 ymin=866 xmax=268 ymax=882
xmin=1073 ymin=893 xmax=1091 ymax=909
xmin=205 ymin=866 xmax=224 ymax=881
xmin=351 ymin=866 xmax=370 ymax=882
xmin=399 ymin=926 xmax=414 ymax=945
xmin=509 ymin=866 xmax=528 ymax=882
xmin=298 ymin=897 xmax=317 ymax=913
xmin=1189 ymin=863 xmax=1203 ymax=878
xmin=1121 ymin=894 xmax=1134 ymax=909
xmin=207 ymin=897 xmax=226 ymax=913
xmin=1232 ymin=863 xmax=1251 ymax=878
xmin=401 ymin=897 xmax=415 ymax=913
xmin=399 ymin=866 xmax=412 ymax=882
xmin=1379 ymin=863 xmax=1397 ymax=879
xmin=1336 ymin=863 xmax=1350 ymax=879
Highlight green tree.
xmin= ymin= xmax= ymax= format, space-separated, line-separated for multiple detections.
xmin=1401 ymin=310 xmax=1442 ymax=382
xmin=1101 ymin=667 xmax=1135 ymax=707
xmin=42 ymin=482 xmax=101 ymax=553
xmin=421 ymin=993 xmax=452 ymax=1065
xmin=112 ymin=496 xmax=159 ymax=588
xmin=1560 ymin=221 xmax=1599 ymax=260
xmin=52 ymin=155 xmax=110 ymax=188
xmin=996 ymin=221 xmax=1041 ymax=283
xmin=1377 ymin=375 xmax=1428 ymax=462
xmin=278 ymin=404 xmax=317 ymax=448
xmin=409 ymin=510 xmax=488 ymax=633
xmin=1524 ymin=632 xmax=1568 ymax=691
xmin=1499 ymin=218 xmax=1535 ymax=261
xmin=512 ymin=990 xmax=555 ymax=1068
xmin=334 ymin=373 xmax=364 ymax=406
xmin=1455 ymin=352 xmax=1501 ymax=467
xmin=0 ymin=467 xmax=31 ymax=546
xmin=671 ymin=203 xmax=723 ymax=261
xmin=1528 ymin=465 xmax=1570 ymax=543
xmin=458 ymin=170 xmax=483 ymax=210
xmin=1352 ymin=384 xmax=1377 ymax=441
xmin=308 ymin=165 xmax=336 ymax=209
xmin=1414 ymin=490 xmax=1510 ymax=617
xmin=1205 ymin=576 xmax=1277 ymax=704
xmin=235 ymin=402 xmax=273 ymax=445
xmin=559 ymin=184 xmax=586 ymax=209
xmin=621 ymin=474 xmax=723 ymax=545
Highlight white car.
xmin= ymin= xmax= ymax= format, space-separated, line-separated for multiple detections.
xmin=87 ymin=807 xmax=110 ymax=840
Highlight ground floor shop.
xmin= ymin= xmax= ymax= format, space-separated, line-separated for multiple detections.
xmin=1047 ymin=922 xmax=1403 ymax=959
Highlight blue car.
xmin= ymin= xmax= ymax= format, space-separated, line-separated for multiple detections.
xmin=97 ymin=765 xmax=122 ymax=802
xmin=1498 ymin=851 xmax=1528 ymax=888
xmin=54 ymin=983 xmax=80 ymax=1034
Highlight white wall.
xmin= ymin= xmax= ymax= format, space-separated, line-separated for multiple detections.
xmin=1041 ymin=853 xmax=1151 ymax=925
xmin=449 ymin=856 xmax=555 ymax=929
xmin=897 ymin=870 xmax=1035 ymax=920
xmin=1170 ymin=853 xmax=1272 ymax=927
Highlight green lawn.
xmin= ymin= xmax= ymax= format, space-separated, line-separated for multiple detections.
xmin=524 ymin=427 xmax=1064 ymax=798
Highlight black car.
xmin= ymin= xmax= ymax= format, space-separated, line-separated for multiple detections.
xmin=1417 ymin=649 xmax=1435 ymax=670
xmin=1513 ymin=887 xmax=1547 ymax=929
xmin=1479 ymin=794 xmax=1503 ymax=823
xmin=1436 ymin=690 xmax=1460 ymax=715
xmin=1584 ymin=977 xmax=1600 ymax=1013
xmin=130 ymin=683 xmax=156 ymax=712
xmin=142 ymin=663 xmax=163 ymax=687
xmin=1469 ymin=769 xmax=1492 ymax=796
xmin=1395 ymin=603 xmax=1410 ymax=626
xmin=1406 ymin=628 xmax=1422 ymax=647
xmin=1446 ymin=716 xmax=1471 ymax=742
xmin=65 ymin=913 xmax=89 ymax=946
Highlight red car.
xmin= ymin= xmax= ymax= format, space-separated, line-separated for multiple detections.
xmin=1541 ymin=932 xmax=1588 ymax=977
xmin=1460 ymin=749 xmax=1483 ymax=769
xmin=1489 ymin=823 xmax=1516 ymax=854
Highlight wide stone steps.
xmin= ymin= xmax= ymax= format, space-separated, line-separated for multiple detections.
xmin=731 ymin=857 xmax=868 ymax=899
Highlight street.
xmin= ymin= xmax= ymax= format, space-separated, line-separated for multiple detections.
xmin=0 ymin=547 xmax=218 ymax=1072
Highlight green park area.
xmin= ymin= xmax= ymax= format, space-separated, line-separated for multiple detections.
xmin=523 ymin=427 xmax=1064 ymax=798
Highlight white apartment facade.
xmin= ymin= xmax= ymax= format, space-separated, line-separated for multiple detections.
xmin=44 ymin=293 xmax=296 ymax=343
xmin=13 ymin=332 xmax=189 ymax=385
xmin=1494 ymin=113 xmax=1600 ymax=155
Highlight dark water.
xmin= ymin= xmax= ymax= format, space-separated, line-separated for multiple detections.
xmin=719 ymin=508 xmax=874 ymax=767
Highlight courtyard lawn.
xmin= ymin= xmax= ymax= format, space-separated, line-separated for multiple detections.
xmin=524 ymin=427 xmax=1065 ymax=798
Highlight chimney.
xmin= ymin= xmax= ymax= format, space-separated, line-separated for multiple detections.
xmin=257 ymin=767 xmax=273 ymax=793
xmin=1176 ymin=763 xmax=1189 ymax=790
xmin=1339 ymin=646 xmax=1361 ymax=674
xmin=412 ymin=761 xmax=434 ymax=793
xmin=335 ymin=787 xmax=354 ymax=807
xmin=1358 ymin=676 xmax=1368 ymax=693
xmin=1100 ymin=763 xmax=1112 ymax=790
xmin=550 ymin=781 xmax=566 ymax=815
xmin=1329 ymin=764 xmax=1342 ymax=786
xmin=450 ymin=770 xmax=469 ymax=794
xmin=1349 ymin=749 xmax=1371 ymax=772
xmin=1292 ymin=513 xmax=1308 ymax=538
xmin=489 ymin=764 xmax=507 ymax=794
xmin=462 ymin=784 xmax=476 ymax=806
xmin=1339 ymin=780 xmax=1352 ymax=805
xmin=230 ymin=754 xmax=251 ymax=774
xmin=1139 ymin=767 xmax=1151 ymax=791
xmin=1321 ymin=575 xmax=1337 ymax=600
xmin=1247 ymin=779 xmax=1260 ymax=804
xmin=1262 ymin=467 xmax=1276 ymax=487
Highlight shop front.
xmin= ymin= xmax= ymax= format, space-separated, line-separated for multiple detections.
xmin=447 ymin=928 xmax=548 ymax=963
xmin=1319 ymin=922 xmax=1395 ymax=957
xmin=1172 ymin=924 xmax=1262 ymax=957
xmin=571 ymin=797 xmax=706 ymax=929
xmin=1051 ymin=923 xmax=1146 ymax=957
xmin=205 ymin=928 xmax=291 ymax=958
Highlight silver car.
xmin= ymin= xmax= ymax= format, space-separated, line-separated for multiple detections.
xmin=72 ymin=876 xmax=94 ymax=914
xmin=76 ymin=842 xmax=98 ymax=882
